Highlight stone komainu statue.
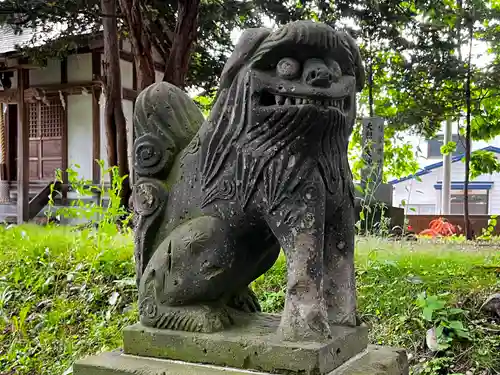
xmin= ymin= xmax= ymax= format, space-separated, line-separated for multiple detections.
xmin=132 ymin=20 xmax=365 ymax=342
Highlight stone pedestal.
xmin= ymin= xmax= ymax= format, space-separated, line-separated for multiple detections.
xmin=73 ymin=313 xmax=408 ymax=375
xmin=74 ymin=345 xmax=408 ymax=375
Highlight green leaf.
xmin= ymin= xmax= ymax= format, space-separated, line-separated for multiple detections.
xmin=422 ymin=307 xmax=434 ymax=321
xmin=449 ymin=320 xmax=465 ymax=331
xmin=435 ymin=324 xmax=445 ymax=338
xmin=447 ymin=308 xmax=465 ymax=315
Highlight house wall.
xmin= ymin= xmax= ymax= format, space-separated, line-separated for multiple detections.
xmin=392 ymin=168 xmax=441 ymax=213
xmin=392 ymin=155 xmax=500 ymax=215
xmin=30 ymin=58 xmax=60 ymax=85
xmin=123 ymin=99 xmax=134 ymax=184
xmin=67 ymin=94 xmax=93 ymax=179
xmin=16 ymin=50 xmax=163 ymax=186
xmin=121 ymin=60 xmax=134 ymax=89
xmin=67 ymin=53 xmax=92 ymax=82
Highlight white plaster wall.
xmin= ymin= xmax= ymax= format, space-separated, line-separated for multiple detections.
xmin=99 ymin=93 xmax=109 ymax=182
xmin=152 ymin=47 xmax=164 ymax=65
xmin=68 ymin=53 xmax=92 ymax=82
xmin=98 ymin=98 xmax=135 ymax=184
xmin=10 ymin=70 xmax=18 ymax=89
xmin=392 ymin=168 xmax=440 ymax=212
xmin=30 ymin=58 xmax=60 ymax=85
xmin=120 ymin=59 xmax=134 ymax=89
xmin=123 ymin=99 xmax=134 ymax=183
xmin=122 ymin=39 xmax=132 ymax=53
xmin=67 ymin=95 xmax=93 ymax=180
xmin=155 ymin=70 xmax=163 ymax=83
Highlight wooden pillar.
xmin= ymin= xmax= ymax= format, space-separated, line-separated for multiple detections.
xmin=61 ymin=58 xmax=69 ymax=203
xmin=17 ymin=68 xmax=29 ymax=223
xmin=92 ymin=51 xmax=102 ymax=185
xmin=0 ymin=102 xmax=10 ymax=203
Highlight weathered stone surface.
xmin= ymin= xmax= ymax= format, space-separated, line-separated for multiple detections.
xmin=73 ymin=346 xmax=408 ymax=375
xmin=123 ymin=313 xmax=368 ymax=375
xmin=331 ymin=346 xmax=409 ymax=375
xmin=132 ymin=19 xmax=366 ymax=342
xmin=481 ymin=293 xmax=500 ymax=318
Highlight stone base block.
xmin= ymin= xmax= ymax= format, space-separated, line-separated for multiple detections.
xmin=73 ymin=346 xmax=409 ymax=375
xmin=123 ymin=313 xmax=368 ymax=375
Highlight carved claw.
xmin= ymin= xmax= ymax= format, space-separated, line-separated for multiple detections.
xmin=139 ymin=299 xmax=234 ymax=333
xmin=227 ymin=287 xmax=262 ymax=313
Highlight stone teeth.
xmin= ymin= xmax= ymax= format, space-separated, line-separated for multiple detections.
xmin=296 ymin=98 xmax=303 ymax=105
xmin=275 ymin=95 xmax=285 ymax=105
xmin=285 ymin=97 xmax=291 ymax=105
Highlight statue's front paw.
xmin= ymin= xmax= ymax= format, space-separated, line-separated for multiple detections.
xmin=196 ymin=305 xmax=234 ymax=332
xmin=278 ymin=303 xmax=332 ymax=342
xmin=140 ymin=299 xmax=234 ymax=333
xmin=227 ymin=287 xmax=261 ymax=313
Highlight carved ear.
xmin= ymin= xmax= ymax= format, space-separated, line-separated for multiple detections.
xmin=341 ymin=31 xmax=365 ymax=92
xmin=218 ymin=28 xmax=271 ymax=91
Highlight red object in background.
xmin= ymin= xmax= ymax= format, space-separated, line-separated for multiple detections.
xmin=419 ymin=217 xmax=458 ymax=237
xmin=407 ymin=225 xmax=413 ymax=231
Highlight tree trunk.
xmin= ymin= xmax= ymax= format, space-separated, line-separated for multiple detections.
xmin=118 ymin=0 xmax=155 ymax=91
xmin=464 ymin=13 xmax=473 ymax=240
xmin=163 ymin=0 xmax=200 ymax=87
xmin=102 ymin=0 xmax=131 ymax=208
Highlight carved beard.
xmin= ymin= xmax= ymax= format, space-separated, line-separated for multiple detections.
xmin=201 ymin=68 xmax=354 ymax=211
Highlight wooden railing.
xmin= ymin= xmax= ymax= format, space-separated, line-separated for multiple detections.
xmin=28 ymin=181 xmax=62 ymax=220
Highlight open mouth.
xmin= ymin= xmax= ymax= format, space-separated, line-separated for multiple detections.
xmin=259 ymin=90 xmax=350 ymax=111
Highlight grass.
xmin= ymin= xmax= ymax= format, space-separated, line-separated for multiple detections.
xmin=0 ymin=226 xmax=498 ymax=375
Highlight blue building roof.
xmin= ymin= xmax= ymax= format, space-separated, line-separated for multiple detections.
xmin=389 ymin=145 xmax=500 ymax=185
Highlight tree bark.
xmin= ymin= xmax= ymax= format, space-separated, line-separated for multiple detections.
xmin=118 ymin=0 xmax=156 ymax=91
xmin=102 ymin=0 xmax=131 ymax=208
xmin=163 ymin=0 xmax=200 ymax=87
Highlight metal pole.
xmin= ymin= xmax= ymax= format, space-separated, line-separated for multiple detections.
xmin=441 ymin=118 xmax=452 ymax=214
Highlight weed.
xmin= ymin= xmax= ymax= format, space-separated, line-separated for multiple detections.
xmin=0 ymin=227 xmax=498 ymax=374
xmin=48 ymin=161 xmax=132 ymax=231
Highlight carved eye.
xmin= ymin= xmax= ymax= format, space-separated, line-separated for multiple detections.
xmin=328 ymin=60 xmax=342 ymax=82
xmin=276 ymin=58 xmax=301 ymax=80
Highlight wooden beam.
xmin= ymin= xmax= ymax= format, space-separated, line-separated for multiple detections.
xmin=0 ymin=89 xmax=17 ymax=103
xmin=132 ymin=61 xmax=137 ymax=91
xmin=92 ymin=50 xmax=102 ymax=81
xmin=17 ymin=68 xmax=29 ymax=224
xmin=22 ymin=81 xmax=102 ymax=103
xmin=61 ymin=59 xmax=69 ymax=203
xmin=117 ymin=50 xmax=165 ymax=72
xmin=122 ymin=87 xmax=138 ymax=102
xmin=92 ymin=51 xmax=101 ymax=184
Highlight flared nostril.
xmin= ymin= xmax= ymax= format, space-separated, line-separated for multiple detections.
xmin=302 ymin=58 xmax=335 ymax=88
xmin=307 ymin=69 xmax=333 ymax=88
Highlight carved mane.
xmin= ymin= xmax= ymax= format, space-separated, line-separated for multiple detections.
xmin=200 ymin=21 xmax=365 ymax=210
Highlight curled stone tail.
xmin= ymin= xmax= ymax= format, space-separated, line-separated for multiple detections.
xmin=133 ymin=82 xmax=204 ymax=180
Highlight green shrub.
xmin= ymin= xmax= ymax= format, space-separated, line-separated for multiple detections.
xmin=0 ymin=229 xmax=498 ymax=375
xmin=0 ymin=225 xmax=136 ymax=375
